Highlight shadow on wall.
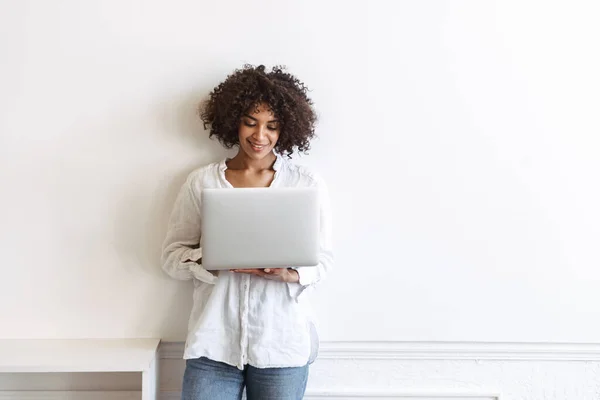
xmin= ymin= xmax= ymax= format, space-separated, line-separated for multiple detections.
xmin=111 ymin=86 xmax=232 ymax=336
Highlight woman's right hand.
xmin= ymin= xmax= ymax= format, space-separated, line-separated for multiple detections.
xmin=231 ymin=268 xmax=300 ymax=283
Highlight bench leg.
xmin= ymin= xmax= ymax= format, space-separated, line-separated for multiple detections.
xmin=142 ymin=353 xmax=158 ymax=400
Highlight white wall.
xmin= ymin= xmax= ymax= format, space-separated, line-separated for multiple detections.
xmin=2 ymin=0 xmax=600 ymax=366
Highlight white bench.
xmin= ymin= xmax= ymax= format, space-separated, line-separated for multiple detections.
xmin=0 ymin=338 xmax=161 ymax=400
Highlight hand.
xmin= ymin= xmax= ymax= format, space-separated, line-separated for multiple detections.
xmin=231 ymin=268 xmax=300 ymax=283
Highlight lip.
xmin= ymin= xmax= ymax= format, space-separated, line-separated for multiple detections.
xmin=248 ymin=140 xmax=268 ymax=152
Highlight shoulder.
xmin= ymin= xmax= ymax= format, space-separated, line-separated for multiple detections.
xmin=278 ymin=156 xmax=327 ymax=189
xmin=184 ymin=160 xmax=223 ymax=190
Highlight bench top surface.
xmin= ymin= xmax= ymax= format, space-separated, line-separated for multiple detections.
xmin=0 ymin=338 xmax=161 ymax=372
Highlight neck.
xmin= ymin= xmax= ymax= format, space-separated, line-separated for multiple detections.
xmin=228 ymin=150 xmax=277 ymax=172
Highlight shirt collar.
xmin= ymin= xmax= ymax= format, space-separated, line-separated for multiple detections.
xmin=219 ymin=152 xmax=284 ymax=173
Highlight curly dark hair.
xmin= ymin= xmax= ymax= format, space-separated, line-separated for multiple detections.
xmin=200 ymin=64 xmax=317 ymax=157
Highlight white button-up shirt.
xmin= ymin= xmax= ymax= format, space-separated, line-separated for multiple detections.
xmin=161 ymin=154 xmax=333 ymax=370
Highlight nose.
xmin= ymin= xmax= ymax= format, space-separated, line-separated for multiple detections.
xmin=253 ymin=125 xmax=267 ymax=140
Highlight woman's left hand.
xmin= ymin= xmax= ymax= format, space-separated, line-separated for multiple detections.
xmin=231 ymin=268 xmax=300 ymax=283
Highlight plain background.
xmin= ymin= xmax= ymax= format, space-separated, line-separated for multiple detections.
xmin=1 ymin=0 xmax=599 ymax=344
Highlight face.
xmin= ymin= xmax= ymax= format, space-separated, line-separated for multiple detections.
xmin=238 ymin=103 xmax=280 ymax=160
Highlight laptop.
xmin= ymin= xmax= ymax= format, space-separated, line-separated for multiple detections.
xmin=200 ymin=187 xmax=320 ymax=270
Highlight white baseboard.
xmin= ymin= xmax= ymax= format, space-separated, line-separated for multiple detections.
xmin=304 ymin=393 xmax=499 ymax=400
xmin=0 ymin=392 xmax=141 ymax=400
xmin=0 ymin=390 xmax=500 ymax=400
xmin=159 ymin=390 xmax=499 ymax=400
xmin=156 ymin=340 xmax=600 ymax=400
xmin=0 ymin=388 xmax=503 ymax=399
xmin=5 ymin=341 xmax=600 ymax=399
xmin=159 ymin=340 xmax=600 ymax=361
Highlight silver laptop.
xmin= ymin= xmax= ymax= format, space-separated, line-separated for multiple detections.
xmin=201 ymin=187 xmax=320 ymax=270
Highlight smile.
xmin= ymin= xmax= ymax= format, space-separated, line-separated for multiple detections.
xmin=248 ymin=141 xmax=268 ymax=151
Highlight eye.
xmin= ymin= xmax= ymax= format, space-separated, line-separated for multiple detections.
xmin=267 ymin=126 xmax=278 ymax=131
xmin=244 ymin=121 xmax=256 ymax=127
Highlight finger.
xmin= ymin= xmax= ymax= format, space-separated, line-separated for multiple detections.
xmin=264 ymin=268 xmax=285 ymax=274
xmin=232 ymin=269 xmax=266 ymax=277
xmin=230 ymin=268 xmax=285 ymax=281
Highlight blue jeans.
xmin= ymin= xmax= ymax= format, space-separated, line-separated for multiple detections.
xmin=181 ymin=357 xmax=309 ymax=400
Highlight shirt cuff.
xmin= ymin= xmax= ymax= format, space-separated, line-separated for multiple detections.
xmin=183 ymin=248 xmax=203 ymax=262
xmin=286 ymin=281 xmax=308 ymax=302
xmin=295 ymin=266 xmax=319 ymax=286
xmin=286 ymin=267 xmax=319 ymax=302
xmin=189 ymin=262 xmax=218 ymax=284
xmin=181 ymin=248 xmax=217 ymax=284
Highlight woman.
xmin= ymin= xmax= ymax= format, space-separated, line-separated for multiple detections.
xmin=161 ymin=64 xmax=333 ymax=400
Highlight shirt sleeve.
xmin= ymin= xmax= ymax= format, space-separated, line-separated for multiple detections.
xmin=287 ymin=173 xmax=334 ymax=301
xmin=161 ymin=170 xmax=217 ymax=285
